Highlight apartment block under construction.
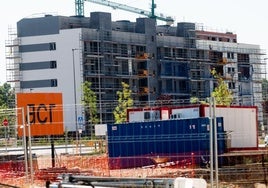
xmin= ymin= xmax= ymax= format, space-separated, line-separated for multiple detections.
xmin=5 ymin=11 xmax=266 ymax=133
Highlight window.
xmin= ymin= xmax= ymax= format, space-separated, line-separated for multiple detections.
xmin=179 ymin=80 xmax=187 ymax=92
xmin=166 ymin=79 xmax=172 ymax=92
xmin=121 ymin=44 xmax=128 ymax=55
xmin=164 ymin=62 xmax=172 ymax=76
xmin=51 ymin=79 xmax=58 ymax=87
xmin=49 ymin=42 xmax=56 ymax=50
xmin=144 ymin=112 xmax=151 ymax=121
xmin=227 ymin=67 xmax=235 ymax=74
xmin=50 ymin=61 xmax=57 ymax=68
xmin=237 ymin=53 xmax=249 ymax=63
xmin=122 ymin=62 xmax=128 ymax=75
xmin=228 ymin=82 xmax=235 ymax=89
xmin=20 ymin=61 xmax=57 ymax=70
xmin=227 ymin=52 xmax=234 ymax=59
xmin=21 ymin=79 xmax=58 ymax=89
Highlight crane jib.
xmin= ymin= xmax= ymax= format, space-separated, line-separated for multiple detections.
xmin=75 ymin=0 xmax=174 ymax=24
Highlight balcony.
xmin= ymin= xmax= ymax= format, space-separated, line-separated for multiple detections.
xmin=138 ymin=70 xmax=148 ymax=77
xmin=136 ymin=53 xmax=149 ymax=59
xmin=139 ymin=87 xmax=149 ymax=95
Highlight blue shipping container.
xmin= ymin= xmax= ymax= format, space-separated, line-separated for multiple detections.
xmin=107 ymin=117 xmax=225 ymax=169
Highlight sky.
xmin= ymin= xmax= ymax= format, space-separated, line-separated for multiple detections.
xmin=1 ymin=0 xmax=268 ymax=84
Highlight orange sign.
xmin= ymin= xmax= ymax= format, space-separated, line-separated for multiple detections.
xmin=17 ymin=93 xmax=64 ymax=137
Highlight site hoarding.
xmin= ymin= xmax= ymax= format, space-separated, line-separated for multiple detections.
xmin=17 ymin=93 xmax=64 ymax=137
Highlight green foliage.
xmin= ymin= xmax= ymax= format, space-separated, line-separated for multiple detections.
xmin=0 ymin=83 xmax=16 ymax=139
xmin=190 ymin=97 xmax=199 ymax=104
xmin=210 ymin=68 xmax=233 ymax=105
xmin=0 ymin=83 xmax=15 ymax=108
xmin=190 ymin=97 xmax=209 ymax=104
xmin=113 ymin=82 xmax=133 ymax=124
xmin=82 ymin=81 xmax=99 ymax=125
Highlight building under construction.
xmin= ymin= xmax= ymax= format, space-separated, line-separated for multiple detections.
xmin=5 ymin=11 xmax=266 ymax=134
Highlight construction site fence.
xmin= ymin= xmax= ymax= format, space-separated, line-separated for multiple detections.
xmin=1 ymin=144 xmax=268 ymax=187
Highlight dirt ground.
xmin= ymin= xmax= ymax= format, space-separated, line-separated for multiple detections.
xmin=0 ymin=154 xmax=194 ymax=187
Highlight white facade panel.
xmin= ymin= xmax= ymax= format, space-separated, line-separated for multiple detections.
xmin=19 ymin=28 xmax=84 ymax=132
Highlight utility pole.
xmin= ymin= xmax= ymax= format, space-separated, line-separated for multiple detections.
xmin=97 ymin=30 xmax=103 ymax=124
xmin=72 ymin=48 xmax=79 ymax=154
xmin=209 ymin=97 xmax=219 ymax=188
xmin=209 ymin=97 xmax=214 ymax=187
xmin=26 ymin=105 xmax=33 ymax=184
xmin=21 ymin=108 xmax=29 ymax=183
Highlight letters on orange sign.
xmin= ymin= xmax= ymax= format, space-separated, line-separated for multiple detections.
xmin=17 ymin=93 xmax=64 ymax=137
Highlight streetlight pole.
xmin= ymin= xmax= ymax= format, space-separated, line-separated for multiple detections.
xmin=209 ymin=97 xmax=214 ymax=187
xmin=147 ymin=58 xmax=150 ymax=107
xmin=21 ymin=107 xmax=28 ymax=183
xmin=250 ymin=64 xmax=254 ymax=106
xmin=26 ymin=105 xmax=33 ymax=184
xmin=265 ymin=58 xmax=268 ymax=80
xmin=72 ymin=48 xmax=79 ymax=153
xmin=97 ymin=30 xmax=102 ymax=124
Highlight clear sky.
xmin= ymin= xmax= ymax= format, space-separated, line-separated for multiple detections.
xmin=1 ymin=0 xmax=268 ymax=84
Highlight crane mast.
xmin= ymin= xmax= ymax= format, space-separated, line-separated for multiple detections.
xmin=75 ymin=0 xmax=84 ymax=17
xmin=75 ymin=0 xmax=174 ymax=25
xmin=151 ymin=0 xmax=156 ymax=19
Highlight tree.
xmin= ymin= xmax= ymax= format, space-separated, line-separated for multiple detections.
xmin=0 ymin=83 xmax=15 ymax=108
xmin=82 ymin=81 xmax=99 ymax=136
xmin=210 ymin=68 xmax=233 ymax=105
xmin=113 ymin=82 xmax=133 ymax=124
xmin=190 ymin=96 xmax=209 ymax=104
xmin=0 ymin=83 xmax=15 ymax=139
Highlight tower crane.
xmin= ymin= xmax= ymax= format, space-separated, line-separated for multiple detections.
xmin=75 ymin=0 xmax=84 ymax=17
xmin=75 ymin=0 xmax=174 ymax=25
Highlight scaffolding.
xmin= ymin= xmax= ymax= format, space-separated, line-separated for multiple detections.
xmin=5 ymin=26 xmax=21 ymax=90
xmin=80 ymin=22 xmax=267 ymax=124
